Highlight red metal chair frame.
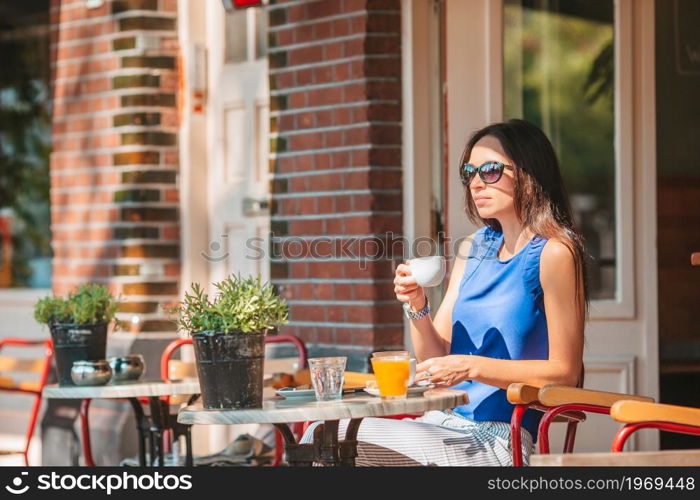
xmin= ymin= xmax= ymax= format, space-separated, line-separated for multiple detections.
xmin=160 ymin=333 xmax=308 ymax=466
xmin=532 ymin=387 xmax=655 ymax=460
xmin=0 ymin=338 xmax=54 ymax=466
xmin=537 ymin=403 xmax=610 ymax=454
xmin=611 ymin=421 xmax=700 ymax=452
xmin=607 ymin=255 xmax=700 ymax=453
xmin=510 ymin=368 xmax=585 ymax=467
xmin=510 ymin=401 xmax=585 ymax=466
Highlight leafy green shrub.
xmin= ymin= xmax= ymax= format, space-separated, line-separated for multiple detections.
xmin=34 ymin=283 xmax=120 ymax=326
xmin=169 ymin=274 xmax=289 ymax=334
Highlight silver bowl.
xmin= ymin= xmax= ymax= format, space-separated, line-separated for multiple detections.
xmin=108 ymin=355 xmax=145 ymax=382
xmin=71 ymin=360 xmax=112 ymax=386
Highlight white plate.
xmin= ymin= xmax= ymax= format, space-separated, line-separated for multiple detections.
xmin=275 ymin=388 xmax=316 ymax=399
xmin=363 ymin=384 xmax=435 ymax=397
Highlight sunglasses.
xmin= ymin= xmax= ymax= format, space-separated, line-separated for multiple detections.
xmin=460 ymin=161 xmax=514 ymax=186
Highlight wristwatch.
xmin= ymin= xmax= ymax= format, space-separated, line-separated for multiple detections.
xmin=403 ymin=297 xmax=430 ymax=320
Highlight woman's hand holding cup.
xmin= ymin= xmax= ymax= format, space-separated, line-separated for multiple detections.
xmin=394 ymin=260 xmax=427 ymax=311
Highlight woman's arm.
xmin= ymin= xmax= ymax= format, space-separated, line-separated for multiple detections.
xmin=415 ymin=239 xmax=584 ymax=388
xmin=394 ymin=235 xmax=475 ymax=362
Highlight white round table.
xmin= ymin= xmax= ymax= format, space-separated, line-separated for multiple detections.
xmin=178 ymin=388 xmax=468 ymax=466
xmin=43 ymin=380 xmax=200 ymax=466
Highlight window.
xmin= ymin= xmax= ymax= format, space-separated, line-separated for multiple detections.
xmin=503 ymin=0 xmax=615 ymax=300
xmin=0 ymin=3 xmax=52 ymax=288
xmin=225 ymin=2 xmax=268 ymax=63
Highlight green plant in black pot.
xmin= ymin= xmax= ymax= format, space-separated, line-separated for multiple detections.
xmin=168 ymin=274 xmax=289 ymax=410
xmin=35 ymin=284 xmax=120 ymax=386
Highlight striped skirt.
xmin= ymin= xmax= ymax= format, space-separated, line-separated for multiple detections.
xmin=300 ymin=410 xmax=535 ymax=466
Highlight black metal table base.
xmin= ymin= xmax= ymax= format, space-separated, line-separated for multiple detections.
xmin=274 ymin=418 xmax=363 ymax=466
xmin=127 ymin=397 xmax=194 ymax=467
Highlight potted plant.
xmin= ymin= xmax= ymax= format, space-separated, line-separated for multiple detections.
xmin=34 ymin=284 xmax=120 ymax=386
xmin=169 ymin=274 xmax=289 ymax=410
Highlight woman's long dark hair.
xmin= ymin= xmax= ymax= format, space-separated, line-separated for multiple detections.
xmin=459 ymin=119 xmax=589 ymax=321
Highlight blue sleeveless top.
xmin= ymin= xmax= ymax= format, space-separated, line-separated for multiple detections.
xmin=450 ymin=226 xmax=549 ymax=439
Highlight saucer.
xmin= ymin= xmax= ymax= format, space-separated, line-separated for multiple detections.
xmin=275 ymin=388 xmax=316 ymax=399
xmin=363 ymin=384 xmax=435 ymax=397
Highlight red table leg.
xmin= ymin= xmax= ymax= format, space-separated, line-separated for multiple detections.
xmin=79 ymin=398 xmax=96 ymax=466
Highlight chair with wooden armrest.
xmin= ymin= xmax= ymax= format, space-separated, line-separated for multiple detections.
xmin=0 ymin=338 xmax=54 ymax=466
xmin=610 ymin=400 xmax=700 ymax=452
xmin=507 ymin=383 xmax=587 ymax=466
xmin=160 ymin=333 xmax=308 ymax=466
xmin=535 ymin=385 xmax=654 ymax=455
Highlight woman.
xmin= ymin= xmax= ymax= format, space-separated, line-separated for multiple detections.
xmin=302 ymin=119 xmax=588 ymax=466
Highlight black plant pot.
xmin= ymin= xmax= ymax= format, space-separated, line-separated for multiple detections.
xmin=49 ymin=323 xmax=109 ymax=386
xmin=192 ymin=331 xmax=265 ymax=410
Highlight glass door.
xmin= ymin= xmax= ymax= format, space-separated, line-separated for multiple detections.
xmin=0 ymin=2 xmax=52 ymax=289
xmin=503 ymin=0 xmax=616 ymax=301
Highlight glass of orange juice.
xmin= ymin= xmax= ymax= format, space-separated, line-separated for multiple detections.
xmin=370 ymin=352 xmax=411 ymax=400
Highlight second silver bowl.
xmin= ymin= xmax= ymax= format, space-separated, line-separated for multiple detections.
xmin=71 ymin=360 xmax=112 ymax=386
xmin=108 ymin=355 xmax=145 ymax=382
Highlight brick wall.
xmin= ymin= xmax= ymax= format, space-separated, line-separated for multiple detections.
xmin=49 ymin=0 xmax=180 ymax=335
xmin=267 ymin=0 xmax=404 ymax=367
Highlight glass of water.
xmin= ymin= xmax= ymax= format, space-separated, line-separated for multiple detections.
xmin=308 ymin=357 xmax=347 ymax=401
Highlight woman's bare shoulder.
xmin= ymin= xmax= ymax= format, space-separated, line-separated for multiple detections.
xmin=541 ymin=238 xmax=575 ymax=260
xmin=540 ymin=238 xmax=576 ymax=283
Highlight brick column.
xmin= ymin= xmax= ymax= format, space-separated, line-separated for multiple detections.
xmin=268 ymin=0 xmax=404 ymax=368
xmin=50 ymin=0 xmax=180 ymax=336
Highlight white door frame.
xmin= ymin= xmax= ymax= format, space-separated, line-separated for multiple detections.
xmin=403 ymin=0 xmax=659 ymax=450
xmin=178 ymin=0 xmax=210 ymax=299
xmin=401 ymin=0 xmax=441 ymax=349
xmin=178 ymin=0 xmax=211 ymax=456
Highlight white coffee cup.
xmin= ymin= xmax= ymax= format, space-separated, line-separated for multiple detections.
xmin=407 ymin=256 xmax=446 ymax=287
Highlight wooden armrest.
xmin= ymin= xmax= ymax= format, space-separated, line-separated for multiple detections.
xmin=507 ymin=383 xmax=541 ymax=404
xmin=168 ymin=361 xmax=197 ymax=380
xmin=293 ymin=368 xmax=310 ymax=387
xmin=0 ymin=356 xmax=45 ymax=373
xmin=169 ymin=394 xmax=192 ymax=406
xmin=344 ymin=371 xmax=375 ymax=388
xmin=611 ymin=400 xmax=700 ymax=427
xmin=292 ymin=369 xmax=376 ymax=389
xmin=691 ymin=252 xmax=700 ymax=266
xmin=538 ymin=385 xmax=654 ymax=408
xmin=17 ymin=381 xmax=41 ymax=392
xmin=265 ymin=357 xmax=300 ymax=374
xmin=0 ymin=376 xmax=40 ymax=392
